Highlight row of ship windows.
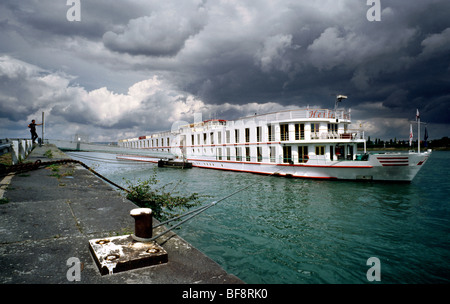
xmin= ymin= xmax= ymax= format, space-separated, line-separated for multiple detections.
xmin=124 ymin=123 xmax=343 ymax=148
xmin=213 ymin=146 xmax=309 ymax=163
xmin=125 ymin=137 xmax=171 ymax=148
xmin=196 ymin=144 xmax=354 ymax=163
xmin=192 ymin=123 xmax=342 ymax=145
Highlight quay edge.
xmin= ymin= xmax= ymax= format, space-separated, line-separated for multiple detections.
xmin=0 ymin=144 xmax=243 ymax=284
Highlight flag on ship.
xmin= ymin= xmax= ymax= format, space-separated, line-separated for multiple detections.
xmin=409 ymin=124 xmax=413 ymax=147
xmin=416 ymin=109 xmax=420 ymax=121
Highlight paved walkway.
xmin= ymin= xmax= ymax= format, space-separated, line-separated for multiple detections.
xmin=0 ymin=144 xmax=243 ymax=284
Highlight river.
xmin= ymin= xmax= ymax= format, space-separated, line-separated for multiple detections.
xmin=67 ymin=150 xmax=450 ymax=283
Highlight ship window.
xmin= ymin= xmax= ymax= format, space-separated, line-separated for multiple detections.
xmin=191 ymin=135 xmax=194 ymax=146
xmin=227 ymin=147 xmax=231 ymax=160
xmin=235 ymin=147 xmax=242 ymax=161
xmin=328 ymin=123 xmax=338 ymax=133
xmin=235 ymin=129 xmax=240 ymax=143
xmin=226 ymin=130 xmax=231 ymax=143
xmin=315 ymin=146 xmax=325 ymax=155
xmin=218 ymin=132 xmax=222 ymax=144
xmin=311 ymin=123 xmax=320 ymax=132
xmin=311 ymin=123 xmax=320 ymax=139
xmin=280 ymin=124 xmax=289 ymax=141
xmin=328 ymin=124 xmax=338 ymax=139
xmin=269 ymin=146 xmax=276 ymax=163
xmin=203 ymin=133 xmax=207 ymax=144
xmin=298 ymin=146 xmax=308 ymax=163
xmin=210 ymin=132 xmax=214 ymax=145
xmin=217 ymin=148 xmax=222 ymax=160
xmin=245 ymin=147 xmax=250 ymax=161
xmin=283 ymin=146 xmax=292 ymax=163
xmin=268 ymin=125 xmax=274 ymax=141
xmin=295 ymin=124 xmax=305 ymax=140
xmin=256 ymin=127 xmax=262 ymax=142
xmin=257 ymin=147 xmax=263 ymax=162
xmin=245 ymin=128 xmax=250 ymax=143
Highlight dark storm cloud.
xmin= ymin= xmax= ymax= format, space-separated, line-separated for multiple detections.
xmin=0 ymin=0 xmax=148 ymax=39
xmin=164 ymin=0 xmax=450 ymax=129
xmin=0 ymin=0 xmax=449 ymax=140
xmin=103 ymin=2 xmax=207 ymax=57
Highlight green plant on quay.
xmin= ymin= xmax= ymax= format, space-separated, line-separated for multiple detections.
xmin=44 ymin=149 xmax=54 ymax=159
xmin=123 ymin=169 xmax=207 ymax=222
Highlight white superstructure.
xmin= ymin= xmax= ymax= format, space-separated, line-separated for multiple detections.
xmin=117 ymin=103 xmax=430 ymax=182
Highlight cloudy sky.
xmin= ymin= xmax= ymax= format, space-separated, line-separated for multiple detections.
xmin=1 ymin=0 xmax=449 ymax=142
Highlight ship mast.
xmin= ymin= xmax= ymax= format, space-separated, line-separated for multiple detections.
xmin=411 ymin=109 xmax=426 ymax=154
xmin=417 ymin=109 xmax=420 ymax=153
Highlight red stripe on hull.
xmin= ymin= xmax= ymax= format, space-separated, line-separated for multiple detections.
xmin=189 ymin=159 xmax=373 ymax=169
xmin=379 ymin=160 xmax=409 ymax=163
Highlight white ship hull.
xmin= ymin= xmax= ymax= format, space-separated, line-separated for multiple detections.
xmin=117 ymin=151 xmax=430 ymax=182
xmin=117 ymin=106 xmax=431 ymax=182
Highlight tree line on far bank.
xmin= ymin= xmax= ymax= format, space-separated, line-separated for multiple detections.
xmin=363 ymin=136 xmax=450 ymax=150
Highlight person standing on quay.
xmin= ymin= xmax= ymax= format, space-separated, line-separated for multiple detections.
xmin=28 ymin=119 xmax=42 ymax=143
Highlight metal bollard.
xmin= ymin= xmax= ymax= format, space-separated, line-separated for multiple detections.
xmin=130 ymin=208 xmax=153 ymax=242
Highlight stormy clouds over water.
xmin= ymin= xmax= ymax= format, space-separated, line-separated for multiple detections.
xmin=1 ymin=1 xmax=449 ymax=141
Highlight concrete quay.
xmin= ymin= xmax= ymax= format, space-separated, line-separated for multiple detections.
xmin=0 ymin=144 xmax=243 ymax=284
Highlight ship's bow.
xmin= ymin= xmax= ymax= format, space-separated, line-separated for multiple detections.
xmin=372 ymin=151 xmax=431 ymax=182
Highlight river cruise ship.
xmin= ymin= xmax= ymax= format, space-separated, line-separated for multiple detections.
xmin=117 ymin=101 xmax=430 ymax=182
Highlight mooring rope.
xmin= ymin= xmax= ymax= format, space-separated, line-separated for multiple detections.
xmin=66 ymin=152 xmax=151 ymax=165
xmin=148 ymin=168 xmax=285 ymax=241
xmin=149 ymin=183 xmax=253 ymax=241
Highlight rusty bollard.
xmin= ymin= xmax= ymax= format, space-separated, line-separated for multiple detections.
xmin=130 ymin=208 xmax=153 ymax=242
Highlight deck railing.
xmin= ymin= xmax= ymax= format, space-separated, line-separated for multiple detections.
xmin=234 ymin=108 xmax=351 ymax=125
